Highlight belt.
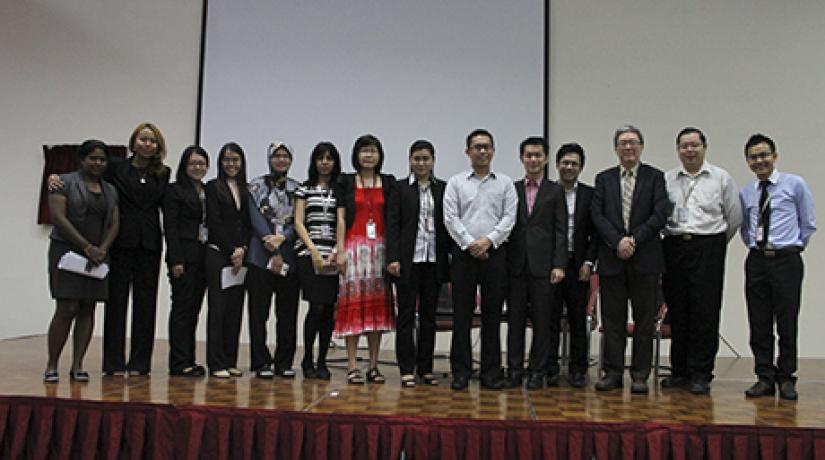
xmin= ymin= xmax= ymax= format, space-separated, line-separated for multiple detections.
xmin=667 ymin=233 xmax=724 ymax=241
xmin=750 ymin=247 xmax=802 ymax=257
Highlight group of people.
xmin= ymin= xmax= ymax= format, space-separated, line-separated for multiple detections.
xmin=44 ymin=123 xmax=815 ymax=402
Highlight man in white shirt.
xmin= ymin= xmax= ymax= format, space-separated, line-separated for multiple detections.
xmin=443 ymin=129 xmax=518 ymax=390
xmin=661 ymin=127 xmax=741 ymax=395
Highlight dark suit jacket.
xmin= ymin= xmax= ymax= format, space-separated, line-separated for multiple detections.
xmin=105 ymin=156 xmax=170 ymax=252
xmin=569 ymin=182 xmax=599 ymax=270
xmin=506 ymin=178 xmax=568 ymax=278
xmin=385 ymin=176 xmax=450 ymax=283
xmin=205 ymin=179 xmax=251 ymax=262
xmin=162 ymin=182 xmax=206 ymax=266
xmin=336 ymin=173 xmax=397 ymax=231
xmin=591 ymin=163 xmax=669 ymax=276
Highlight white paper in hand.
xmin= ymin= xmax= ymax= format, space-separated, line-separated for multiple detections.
xmin=221 ymin=266 xmax=247 ymax=289
xmin=57 ymin=251 xmax=109 ymax=279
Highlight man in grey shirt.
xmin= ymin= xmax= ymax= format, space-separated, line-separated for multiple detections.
xmin=443 ymin=128 xmax=518 ymax=390
xmin=661 ymin=127 xmax=741 ymax=395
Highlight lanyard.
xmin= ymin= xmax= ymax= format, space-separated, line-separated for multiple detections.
xmin=680 ymin=173 xmax=701 ymax=208
xmin=357 ymin=174 xmax=376 ymax=220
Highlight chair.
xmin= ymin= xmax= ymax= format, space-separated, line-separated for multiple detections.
xmin=594 ymin=274 xmax=672 ymax=378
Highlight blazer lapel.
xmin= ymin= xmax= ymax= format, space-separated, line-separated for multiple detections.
xmin=530 ymin=179 xmax=551 ymax=219
xmin=515 ymin=180 xmax=528 ymax=220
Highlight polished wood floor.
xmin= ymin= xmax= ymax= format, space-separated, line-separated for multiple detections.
xmin=2 ymin=335 xmax=823 ymax=428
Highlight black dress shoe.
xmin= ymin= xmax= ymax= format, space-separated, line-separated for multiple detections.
xmin=505 ymin=375 xmax=523 ymax=389
xmin=689 ymin=380 xmax=710 ymax=395
xmin=660 ymin=375 xmax=690 ymax=389
xmin=314 ymin=366 xmax=331 ymax=381
xmin=568 ymin=372 xmax=586 ymax=388
xmin=595 ymin=375 xmax=623 ymax=391
xmin=745 ymin=380 xmax=775 ymax=398
xmin=630 ymin=380 xmax=649 ymax=394
xmin=778 ymin=381 xmax=798 ymax=400
xmin=480 ymin=377 xmax=507 ymax=390
xmin=525 ymin=374 xmax=545 ymax=390
xmin=546 ymin=374 xmax=560 ymax=387
xmin=451 ymin=375 xmax=469 ymax=390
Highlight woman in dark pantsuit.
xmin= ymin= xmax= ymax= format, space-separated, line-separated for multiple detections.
xmin=204 ymin=142 xmax=251 ymax=378
xmin=163 ymin=146 xmax=210 ymax=377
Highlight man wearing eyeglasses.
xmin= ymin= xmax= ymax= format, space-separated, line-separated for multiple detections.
xmin=661 ymin=127 xmax=741 ymax=395
xmin=591 ymin=125 xmax=670 ymax=394
xmin=443 ymin=128 xmax=518 ymax=390
xmin=740 ymin=134 xmax=815 ymax=401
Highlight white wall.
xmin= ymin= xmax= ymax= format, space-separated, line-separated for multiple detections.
xmin=549 ymin=0 xmax=825 ymax=357
xmin=2 ymin=0 xmax=824 ymax=360
xmin=0 ymin=0 xmax=202 ymax=338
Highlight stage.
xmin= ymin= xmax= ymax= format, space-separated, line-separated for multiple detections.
xmin=2 ymin=336 xmax=825 ymax=459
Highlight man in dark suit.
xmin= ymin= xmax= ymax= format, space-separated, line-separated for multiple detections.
xmin=386 ymin=140 xmax=450 ymax=387
xmin=591 ymin=125 xmax=670 ymax=394
xmin=553 ymin=142 xmax=598 ymax=388
xmin=505 ymin=137 xmax=567 ymax=389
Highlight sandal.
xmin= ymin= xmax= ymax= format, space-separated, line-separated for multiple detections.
xmin=347 ymin=368 xmax=365 ymax=384
xmin=43 ymin=370 xmax=59 ymax=384
xmin=420 ymin=373 xmax=439 ymax=386
xmin=401 ymin=374 xmax=416 ymax=388
xmin=366 ymin=367 xmax=386 ymax=384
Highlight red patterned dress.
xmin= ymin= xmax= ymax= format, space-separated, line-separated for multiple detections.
xmin=334 ymin=186 xmax=395 ymax=336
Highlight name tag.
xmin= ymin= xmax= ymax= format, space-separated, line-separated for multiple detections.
xmin=675 ymin=207 xmax=688 ymax=224
xmin=198 ymin=223 xmax=208 ymax=242
xmin=366 ymin=220 xmax=377 ymax=240
xmin=755 ymin=225 xmax=764 ymax=243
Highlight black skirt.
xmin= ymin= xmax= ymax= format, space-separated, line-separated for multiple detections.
xmin=48 ymin=240 xmax=109 ymax=301
xmin=297 ymin=256 xmax=338 ymax=304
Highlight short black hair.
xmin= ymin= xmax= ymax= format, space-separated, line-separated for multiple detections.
xmin=613 ymin=124 xmax=644 ymax=147
xmin=555 ymin=142 xmax=585 ymax=167
xmin=676 ymin=127 xmax=707 ymax=146
xmin=78 ymin=139 xmax=107 ymax=159
xmin=306 ymin=141 xmax=341 ymax=186
xmin=519 ymin=136 xmax=547 ymax=157
xmin=409 ymin=139 xmax=435 ymax=158
xmin=351 ymin=134 xmax=384 ymax=173
xmin=744 ymin=133 xmax=776 ymax=156
xmin=466 ymin=129 xmax=494 ymax=149
xmin=175 ymin=145 xmax=209 ymax=184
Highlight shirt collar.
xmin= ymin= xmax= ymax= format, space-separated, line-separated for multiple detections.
xmin=524 ymin=174 xmax=544 ymax=186
xmin=466 ymin=170 xmax=496 ymax=180
xmin=754 ymin=169 xmax=780 ymax=189
xmin=678 ymin=161 xmax=711 ymax=178
xmin=622 ymin=163 xmax=640 ymax=177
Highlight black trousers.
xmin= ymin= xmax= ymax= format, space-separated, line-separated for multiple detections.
xmin=599 ymin=265 xmax=658 ymax=381
xmin=450 ymin=247 xmax=506 ymax=382
xmin=507 ymin=269 xmax=556 ymax=376
xmin=555 ymin=258 xmax=592 ymax=375
xmin=205 ymin=248 xmax=245 ymax=371
xmin=662 ymin=234 xmax=726 ymax=382
xmin=745 ymin=250 xmax=803 ymax=384
xmin=246 ymin=265 xmax=301 ymax=372
xmin=167 ymin=260 xmax=207 ymax=372
xmin=103 ymin=247 xmax=161 ymax=374
xmin=395 ymin=262 xmax=440 ymax=376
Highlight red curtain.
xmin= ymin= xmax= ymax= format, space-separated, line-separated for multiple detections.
xmin=37 ymin=144 xmax=127 ymax=224
xmin=2 ymin=396 xmax=825 ymax=459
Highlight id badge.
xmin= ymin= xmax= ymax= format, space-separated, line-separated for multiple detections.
xmin=425 ymin=216 xmax=435 ymax=232
xmin=366 ymin=220 xmax=377 ymax=240
xmin=675 ymin=207 xmax=688 ymax=223
xmin=275 ymin=223 xmax=284 ymax=235
xmin=198 ymin=223 xmax=208 ymax=242
xmin=755 ymin=225 xmax=764 ymax=243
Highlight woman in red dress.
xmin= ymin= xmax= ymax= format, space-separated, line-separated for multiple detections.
xmin=335 ymin=135 xmax=397 ymax=384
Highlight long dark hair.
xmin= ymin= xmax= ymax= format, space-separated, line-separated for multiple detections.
xmin=305 ymin=142 xmax=341 ymax=187
xmin=217 ymin=142 xmax=247 ymax=189
xmin=351 ymin=134 xmax=384 ymax=173
xmin=175 ymin=145 xmax=210 ymax=186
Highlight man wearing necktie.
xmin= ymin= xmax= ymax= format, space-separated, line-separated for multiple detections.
xmin=504 ymin=137 xmax=567 ymax=389
xmin=739 ymin=133 xmax=816 ymax=400
xmin=591 ymin=125 xmax=670 ymax=394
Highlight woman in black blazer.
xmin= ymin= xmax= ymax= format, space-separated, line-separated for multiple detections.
xmin=204 ymin=142 xmax=251 ymax=378
xmin=385 ymin=140 xmax=450 ymax=387
xmin=163 ymin=146 xmax=210 ymax=377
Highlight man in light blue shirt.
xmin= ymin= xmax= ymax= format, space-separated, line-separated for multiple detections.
xmin=443 ymin=128 xmax=518 ymax=390
xmin=739 ymin=133 xmax=815 ymax=401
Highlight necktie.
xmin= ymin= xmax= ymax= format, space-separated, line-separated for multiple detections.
xmin=757 ymin=180 xmax=771 ymax=248
xmin=622 ymin=169 xmax=634 ymax=231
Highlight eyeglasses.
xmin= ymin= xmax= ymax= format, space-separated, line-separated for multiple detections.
xmin=470 ymin=143 xmax=494 ymax=152
xmin=222 ymin=157 xmax=242 ymax=164
xmin=746 ymin=151 xmax=773 ymax=161
xmin=187 ymin=161 xmax=208 ymax=168
xmin=617 ymin=140 xmax=641 ymax=147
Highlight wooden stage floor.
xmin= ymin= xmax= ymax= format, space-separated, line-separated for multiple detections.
xmin=2 ymin=335 xmax=823 ymax=429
